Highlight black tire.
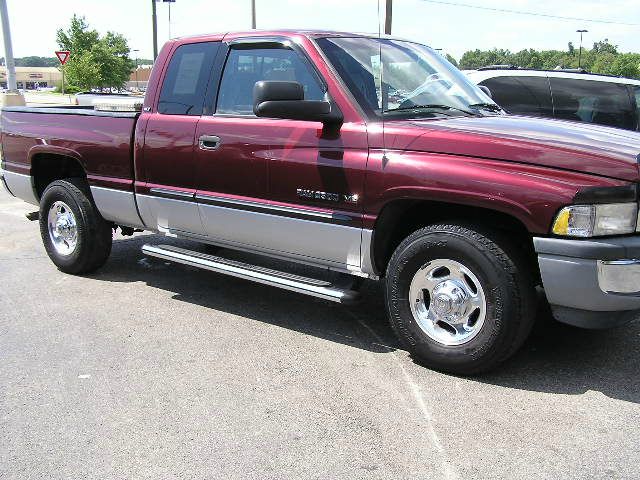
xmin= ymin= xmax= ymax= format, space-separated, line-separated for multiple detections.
xmin=39 ymin=178 xmax=112 ymax=274
xmin=385 ymin=223 xmax=536 ymax=375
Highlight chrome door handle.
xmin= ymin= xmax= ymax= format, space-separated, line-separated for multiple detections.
xmin=199 ymin=135 xmax=221 ymax=150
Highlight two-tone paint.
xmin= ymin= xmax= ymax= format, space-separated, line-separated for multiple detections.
xmin=2 ymin=30 xmax=640 ymax=280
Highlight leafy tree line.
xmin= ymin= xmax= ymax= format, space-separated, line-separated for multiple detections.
xmin=456 ymin=39 xmax=640 ymax=79
xmin=56 ymin=15 xmax=135 ymax=92
xmin=0 ymin=56 xmax=59 ymax=67
xmin=0 ymin=56 xmax=153 ymax=68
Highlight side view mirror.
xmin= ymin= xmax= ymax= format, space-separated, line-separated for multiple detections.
xmin=253 ymin=80 xmax=343 ymax=125
xmin=478 ymin=85 xmax=493 ymax=99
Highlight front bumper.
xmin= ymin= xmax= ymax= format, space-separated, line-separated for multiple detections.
xmin=534 ymin=236 xmax=640 ymax=329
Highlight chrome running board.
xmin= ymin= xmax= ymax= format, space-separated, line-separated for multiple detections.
xmin=142 ymin=244 xmax=361 ymax=305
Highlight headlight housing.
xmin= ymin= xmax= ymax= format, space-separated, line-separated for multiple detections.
xmin=552 ymin=203 xmax=638 ymax=237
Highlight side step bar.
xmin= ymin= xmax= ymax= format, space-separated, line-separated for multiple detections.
xmin=142 ymin=244 xmax=361 ymax=305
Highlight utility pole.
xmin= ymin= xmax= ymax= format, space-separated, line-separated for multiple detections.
xmin=251 ymin=0 xmax=256 ymax=29
xmin=0 ymin=0 xmax=24 ymax=105
xmin=153 ymin=1 xmax=175 ymax=57
xmin=167 ymin=0 xmax=172 ymax=38
xmin=577 ymin=29 xmax=588 ymax=69
xmin=133 ymin=49 xmax=140 ymax=90
xmin=152 ymin=0 xmax=158 ymax=60
xmin=384 ymin=0 xmax=392 ymax=35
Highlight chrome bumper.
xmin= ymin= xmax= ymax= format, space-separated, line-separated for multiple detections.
xmin=534 ymin=236 xmax=640 ymax=329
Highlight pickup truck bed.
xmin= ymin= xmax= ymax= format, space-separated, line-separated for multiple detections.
xmin=2 ymin=106 xmax=143 ymax=228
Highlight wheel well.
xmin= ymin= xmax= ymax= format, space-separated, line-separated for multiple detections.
xmin=372 ymin=199 xmax=539 ymax=280
xmin=31 ymin=154 xmax=87 ymax=199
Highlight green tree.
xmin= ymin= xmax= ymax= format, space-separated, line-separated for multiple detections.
xmin=56 ymin=14 xmax=134 ymax=91
xmin=459 ymin=48 xmax=511 ymax=69
xmin=599 ymin=53 xmax=640 ymax=78
xmin=592 ymin=39 xmax=618 ymax=55
xmin=56 ymin=15 xmax=99 ymax=55
xmin=445 ymin=53 xmax=458 ymax=67
xmin=16 ymin=56 xmax=58 ymax=67
xmin=64 ymin=52 xmax=102 ymax=90
xmin=456 ymin=39 xmax=640 ymax=80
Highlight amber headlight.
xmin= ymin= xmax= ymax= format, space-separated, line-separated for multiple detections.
xmin=552 ymin=203 xmax=638 ymax=237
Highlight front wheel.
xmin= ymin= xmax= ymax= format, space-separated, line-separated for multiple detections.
xmin=39 ymin=179 xmax=112 ymax=274
xmin=385 ymin=223 xmax=536 ymax=375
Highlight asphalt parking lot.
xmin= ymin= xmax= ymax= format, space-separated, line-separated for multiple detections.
xmin=1 ymin=189 xmax=639 ymax=480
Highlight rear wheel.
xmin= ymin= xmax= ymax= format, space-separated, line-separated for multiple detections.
xmin=385 ymin=223 xmax=536 ymax=375
xmin=39 ymin=179 xmax=112 ymax=274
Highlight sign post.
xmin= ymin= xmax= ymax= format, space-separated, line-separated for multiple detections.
xmin=55 ymin=50 xmax=70 ymax=95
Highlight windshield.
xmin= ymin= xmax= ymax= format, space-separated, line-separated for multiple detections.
xmin=317 ymin=37 xmax=498 ymax=119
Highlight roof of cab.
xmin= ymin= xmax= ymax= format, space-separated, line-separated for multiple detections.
xmin=172 ymin=29 xmax=410 ymax=44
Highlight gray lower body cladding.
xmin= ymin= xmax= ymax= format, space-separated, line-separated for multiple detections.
xmin=534 ymin=236 xmax=640 ymax=329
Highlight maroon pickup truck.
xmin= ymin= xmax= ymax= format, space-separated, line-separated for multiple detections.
xmin=2 ymin=31 xmax=640 ymax=374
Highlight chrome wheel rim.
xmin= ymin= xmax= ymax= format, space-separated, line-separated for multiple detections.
xmin=409 ymin=259 xmax=487 ymax=346
xmin=47 ymin=201 xmax=78 ymax=256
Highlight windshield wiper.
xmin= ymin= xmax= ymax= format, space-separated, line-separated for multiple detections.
xmin=468 ymin=103 xmax=503 ymax=113
xmin=385 ymin=104 xmax=480 ymax=117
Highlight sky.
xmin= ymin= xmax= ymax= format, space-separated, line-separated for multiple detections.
xmin=1 ymin=0 xmax=639 ymax=61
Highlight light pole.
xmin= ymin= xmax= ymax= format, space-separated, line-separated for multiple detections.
xmin=251 ymin=0 xmax=256 ymax=29
xmin=151 ymin=0 xmax=158 ymax=60
xmin=0 ymin=0 xmax=24 ymax=105
xmin=152 ymin=1 xmax=176 ymax=60
xmin=384 ymin=0 xmax=392 ymax=35
xmin=133 ymin=49 xmax=140 ymax=91
xmin=577 ymin=29 xmax=588 ymax=69
xmin=166 ymin=0 xmax=173 ymax=39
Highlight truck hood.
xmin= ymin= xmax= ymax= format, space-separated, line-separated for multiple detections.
xmin=384 ymin=115 xmax=640 ymax=182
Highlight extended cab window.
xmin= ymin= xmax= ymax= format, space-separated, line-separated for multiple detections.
xmin=480 ymin=76 xmax=552 ymax=117
xmin=216 ymin=47 xmax=325 ymax=115
xmin=550 ymin=77 xmax=635 ymax=130
xmin=158 ymin=42 xmax=219 ymax=115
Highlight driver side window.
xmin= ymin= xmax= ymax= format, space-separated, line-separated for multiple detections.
xmin=216 ymin=47 xmax=325 ymax=115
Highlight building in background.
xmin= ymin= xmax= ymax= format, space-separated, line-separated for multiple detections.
xmin=0 ymin=66 xmax=61 ymax=89
xmin=126 ymin=65 xmax=153 ymax=91
xmin=0 ymin=65 xmax=154 ymax=91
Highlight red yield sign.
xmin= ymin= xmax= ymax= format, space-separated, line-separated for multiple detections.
xmin=55 ymin=50 xmax=70 ymax=65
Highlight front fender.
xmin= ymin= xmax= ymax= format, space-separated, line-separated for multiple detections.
xmin=364 ymin=149 xmax=629 ymax=234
